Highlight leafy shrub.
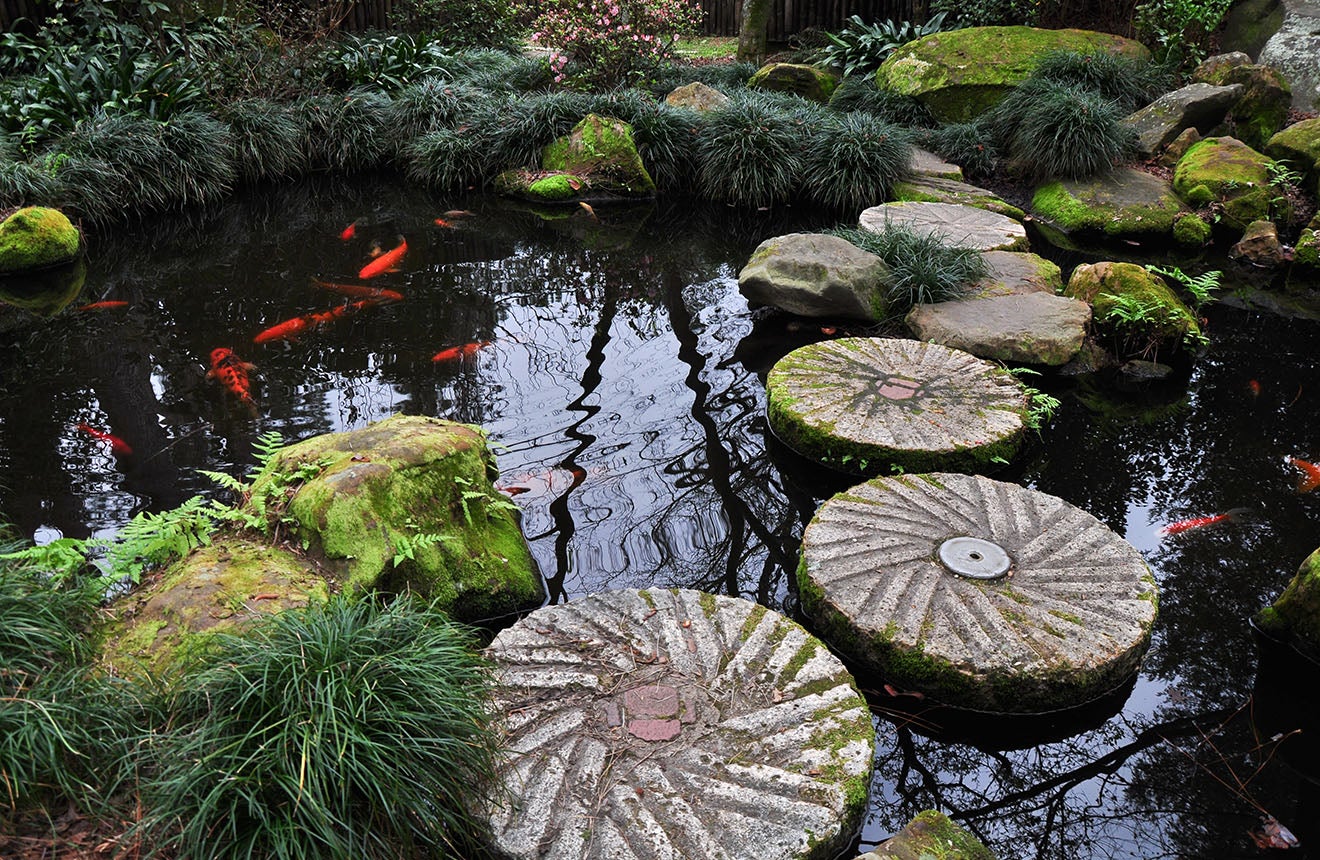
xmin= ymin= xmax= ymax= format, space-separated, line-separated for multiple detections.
xmin=219 ymin=98 xmax=309 ymax=184
xmin=322 ymin=32 xmax=456 ymax=91
xmin=802 ymin=112 xmax=911 ymax=211
xmin=528 ymin=0 xmax=703 ymax=88
xmin=828 ymin=78 xmax=936 ymax=127
xmin=930 ymin=0 xmax=1039 ymax=26
xmin=395 ymin=0 xmax=525 ymax=48
xmin=820 ymin=13 xmax=949 ymax=79
xmin=695 ymin=92 xmax=810 ymax=208
xmin=1032 ymin=49 xmax=1173 ymax=111
xmin=138 ymin=594 xmax=503 ymax=860
xmin=1134 ymin=0 xmax=1234 ymax=67
xmin=989 ymin=78 xmax=1135 ymax=180
xmin=827 ymin=224 xmax=989 ymax=314
xmin=918 ymin=120 xmax=998 ymax=178
xmin=297 ymin=89 xmax=394 ymax=173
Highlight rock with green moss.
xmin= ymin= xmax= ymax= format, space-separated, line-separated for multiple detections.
xmin=1288 ymin=214 xmax=1320 ymax=290
xmin=1256 ymin=547 xmax=1320 ymax=663
xmin=250 ymin=414 xmax=543 ymax=621
xmin=541 ymin=114 xmax=655 ymax=198
xmin=1173 ymin=212 xmax=1213 ymax=246
xmin=747 ymin=62 xmax=839 ymax=102
xmin=875 ymin=26 xmax=1150 ymax=123
xmin=1031 ymin=168 xmax=1190 ymax=244
xmin=738 ymin=232 xmax=893 ymax=321
xmin=972 ymin=250 xmax=1062 ymax=297
xmin=905 ymin=291 xmax=1091 ymax=366
xmin=0 ymin=257 xmax=86 ymax=317
xmin=1172 ymin=136 xmax=1282 ymax=231
xmin=1266 ymin=117 xmax=1320 ymax=185
xmin=892 ymin=175 xmax=1025 ymax=220
xmin=99 ymin=537 xmax=330 ymax=678
xmin=1064 ymin=261 xmax=1203 ymax=356
xmin=1191 ymin=60 xmax=1292 ymax=150
xmin=1123 ymin=82 xmax=1242 ymax=158
xmin=1221 ymin=0 xmax=1286 ymax=59
xmin=863 ymin=810 xmax=996 ymax=859
xmin=0 ymin=206 xmax=81 ymax=274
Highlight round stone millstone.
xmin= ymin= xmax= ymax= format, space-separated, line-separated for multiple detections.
xmin=484 ymin=588 xmax=875 ymax=860
xmin=766 ymin=337 xmax=1031 ymax=476
xmin=797 ymin=473 xmax=1158 ymax=713
xmin=859 ymin=201 xmax=1028 ymax=252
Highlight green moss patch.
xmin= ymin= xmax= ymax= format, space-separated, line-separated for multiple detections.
xmin=542 ymin=113 xmax=655 ymax=197
xmin=747 ymin=62 xmax=839 ymax=103
xmin=1065 ymin=261 xmax=1201 ymax=354
xmin=1030 ymin=168 xmax=1188 ymax=241
xmin=1172 ymin=136 xmax=1279 ymax=231
xmin=1256 ymin=547 xmax=1320 ymax=663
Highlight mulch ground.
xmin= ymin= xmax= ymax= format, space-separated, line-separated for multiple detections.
xmin=1 ymin=800 xmax=161 ymax=860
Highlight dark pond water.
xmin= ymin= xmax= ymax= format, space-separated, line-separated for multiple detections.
xmin=2 ymin=174 xmax=1319 ymax=859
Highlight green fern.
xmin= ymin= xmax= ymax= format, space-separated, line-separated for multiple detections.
xmin=391 ymin=531 xmax=459 ymax=566
xmin=0 ymin=537 xmax=94 ymax=583
xmin=197 ymin=469 xmax=251 ymax=495
xmin=104 ymin=496 xmax=220 ymax=584
xmin=252 ymin=431 xmax=285 ymax=473
xmin=1145 ymin=264 xmax=1221 ymax=310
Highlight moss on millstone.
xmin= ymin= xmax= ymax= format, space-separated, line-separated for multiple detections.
xmin=1173 ymin=212 xmax=1213 ymax=247
xmin=248 ymin=415 xmax=543 ymax=621
xmin=1065 ymin=261 xmax=1202 ymax=353
xmin=98 ymin=538 xmax=329 ymax=679
xmin=0 ymin=206 xmax=81 ymax=274
xmin=1256 ymin=548 xmax=1320 ymax=663
xmin=747 ymin=62 xmax=839 ymax=103
xmin=542 ymin=113 xmax=655 ymax=197
xmin=870 ymin=809 xmax=996 ymax=859
xmin=1172 ymin=137 xmax=1281 ymax=231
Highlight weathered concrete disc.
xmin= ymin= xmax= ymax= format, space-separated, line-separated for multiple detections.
xmin=484 ymin=588 xmax=875 ymax=860
xmin=859 ymin=201 xmax=1028 ymax=252
xmin=797 ymin=473 xmax=1158 ymax=713
xmin=766 ymin=337 xmax=1030 ymax=476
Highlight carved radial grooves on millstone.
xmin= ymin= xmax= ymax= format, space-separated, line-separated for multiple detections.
xmin=798 ymin=472 xmax=1158 ymax=713
xmin=484 ymin=588 xmax=874 ymax=860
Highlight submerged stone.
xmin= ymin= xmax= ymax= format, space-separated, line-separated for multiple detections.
xmin=251 ymin=414 xmax=543 ymax=621
xmin=485 ymin=588 xmax=874 ymax=860
xmin=0 ymin=206 xmax=81 ymax=274
xmin=766 ymin=337 xmax=1031 ymax=475
xmin=747 ymin=62 xmax=839 ymax=102
xmin=859 ymin=201 xmax=1028 ymax=252
xmin=797 ymin=472 xmax=1158 ymax=713
xmin=0 ymin=258 xmax=86 ymax=317
xmin=738 ymin=232 xmax=892 ymax=321
xmin=1256 ymin=547 xmax=1320 ymax=664
xmin=862 ymin=810 xmax=996 ymax=859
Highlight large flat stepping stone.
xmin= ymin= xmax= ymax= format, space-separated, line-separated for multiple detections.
xmin=909 ymin=146 xmax=964 ymax=181
xmin=798 ymin=473 xmax=1158 ymax=713
xmin=905 ymin=292 xmax=1092 ymax=366
xmin=970 ymin=250 xmax=1062 ymax=298
xmin=484 ymin=588 xmax=875 ymax=860
xmin=859 ymin=202 xmax=1028 ymax=252
xmin=1031 ymin=167 xmax=1191 ymax=243
xmin=892 ymin=175 xmax=1025 ymax=221
xmin=766 ymin=337 xmax=1030 ymax=476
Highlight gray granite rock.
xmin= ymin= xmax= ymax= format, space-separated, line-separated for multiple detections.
xmin=664 ymin=81 xmax=731 ymax=112
xmin=1259 ymin=0 xmax=1320 ymax=110
xmin=905 ymin=291 xmax=1091 ymax=366
xmin=1123 ymin=82 xmax=1244 ymax=157
xmin=738 ymin=232 xmax=891 ymax=321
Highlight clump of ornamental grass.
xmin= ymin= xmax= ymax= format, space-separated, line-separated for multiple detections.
xmin=402 ymin=124 xmax=492 ymax=191
xmin=136 ymin=594 xmax=503 ymax=860
xmin=157 ymin=111 xmax=238 ymax=207
xmin=219 ymin=98 xmax=309 ymax=184
xmin=616 ymin=100 xmax=699 ymax=193
xmin=44 ymin=152 xmax=129 ymax=224
xmin=58 ymin=112 xmax=176 ymax=212
xmin=918 ymin=120 xmax=998 ymax=178
xmin=989 ymin=77 xmax=1136 ymax=180
xmin=448 ymin=49 xmax=552 ymax=93
xmin=479 ymin=91 xmax=595 ymax=170
xmin=0 ymin=150 xmax=60 ymax=209
xmin=803 ymin=112 xmax=911 ymax=211
xmin=1031 ymin=49 xmax=1173 ymax=111
xmin=385 ymin=79 xmax=481 ymax=144
xmin=695 ymin=92 xmax=810 ymax=208
xmin=298 ymin=88 xmax=394 ymax=173
xmin=828 ymin=77 xmax=937 ymax=127
xmin=828 ymin=224 xmax=989 ymax=314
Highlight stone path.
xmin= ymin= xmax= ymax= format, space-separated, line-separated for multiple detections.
xmin=798 ymin=473 xmax=1158 ymax=713
xmin=859 ymin=202 xmax=1028 ymax=252
xmin=484 ymin=588 xmax=875 ymax=860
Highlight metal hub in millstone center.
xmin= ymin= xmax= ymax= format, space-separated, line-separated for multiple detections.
xmin=938 ymin=536 xmax=1011 ymax=580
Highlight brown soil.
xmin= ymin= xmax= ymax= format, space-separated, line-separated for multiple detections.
xmin=1 ymin=799 xmax=162 ymax=860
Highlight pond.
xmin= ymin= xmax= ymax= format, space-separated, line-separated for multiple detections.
xmin=1 ymin=174 xmax=1318 ymax=859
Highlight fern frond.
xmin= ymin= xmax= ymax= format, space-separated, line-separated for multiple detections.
xmin=251 ymin=431 xmax=285 ymax=473
xmin=196 ymin=469 xmax=252 ymax=494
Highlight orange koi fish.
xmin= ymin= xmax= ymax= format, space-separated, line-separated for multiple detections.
xmin=1159 ymin=508 xmax=1246 ymax=537
xmin=433 ymin=218 xmax=454 ymax=228
xmin=1287 ymin=456 xmax=1320 ymax=493
xmin=76 ymin=423 xmax=132 ymax=456
xmin=207 ymin=348 xmax=256 ymax=404
xmin=75 ymin=300 xmax=129 ymax=311
xmin=431 ymin=340 xmax=491 ymax=363
xmin=1248 ymin=379 xmax=1261 ymax=397
xmin=254 ymin=300 xmax=378 ymax=344
xmin=339 ymin=221 xmax=357 ymax=241
xmin=359 ymin=238 xmax=407 ymax=280
xmin=312 ymin=280 xmax=404 ymax=303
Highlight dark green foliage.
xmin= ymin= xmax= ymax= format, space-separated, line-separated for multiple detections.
xmin=0 ymin=151 xmax=60 ymax=209
xmin=322 ymin=32 xmax=456 ymax=91
xmin=931 ymin=0 xmax=1040 ymax=26
xmin=616 ymin=101 xmax=699 ymax=193
xmin=920 ymin=120 xmax=998 ymax=178
xmin=1032 ymin=49 xmax=1173 ymax=111
xmin=695 ymin=92 xmax=810 ymax=208
xmin=652 ymin=60 xmax=759 ymax=97
xmin=386 ymin=80 xmax=491 ymax=145
xmin=828 ymin=224 xmax=989 ymax=314
xmin=479 ymin=91 xmax=595 ymax=169
xmin=137 ymin=594 xmax=503 ymax=860
xmin=447 ymin=49 xmax=552 ymax=93
xmin=989 ymin=78 xmax=1136 ymax=180
xmin=44 ymin=153 xmax=128 ymax=225
xmin=219 ymin=99 xmax=309 ymax=184
xmin=396 ymin=0 xmax=525 ymax=49
xmin=298 ymin=89 xmax=394 ymax=173
xmin=828 ymin=78 xmax=937 ymax=127
xmin=159 ymin=112 xmax=239 ymax=207
xmin=403 ymin=125 xmax=491 ymax=191
xmin=819 ymin=13 xmax=949 ymax=78
xmin=802 ymin=112 xmax=911 ymax=211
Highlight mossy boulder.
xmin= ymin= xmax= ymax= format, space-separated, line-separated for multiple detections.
xmin=1221 ymin=0 xmax=1285 ymax=59
xmin=250 ymin=414 xmax=543 ymax=621
xmin=1256 ymin=547 xmax=1320 ymax=664
xmin=1266 ymin=117 xmax=1320 ymax=189
xmin=1173 ymin=212 xmax=1213 ymax=246
xmin=1030 ymin=167 xmax=1190 ymax=244
xmin=99 ymin=538 xmax=330 ymax=678
xmin=1172 ymin=136 xmax=1282 ymax=231
xmin=542 ymin=113 xmax=655 ymax=198
xmin=864 ymin=810 xmax=996 ymax=859
xmin=665 ymin=81 xmax=731 ymax=112
xmin=0 ymin=206 xmax=81 ymax=274
xmin=1191 ymin=61 xmax=1292 ymax=150
xmin=875 ymin=26 xmax=1150 ymax=123
xmin=0 ymin=257 xmax=87 ymax=316
xmin=747 ymin=62 xmax=839 ymax=102
xmin=1064 ymin=261 xmax=1202 ymax=355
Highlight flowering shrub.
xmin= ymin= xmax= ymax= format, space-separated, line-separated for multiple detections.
xmin=529 ymin=0 xmax=703 ymax=88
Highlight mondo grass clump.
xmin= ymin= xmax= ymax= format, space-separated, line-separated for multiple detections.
xmin=828 ymin=78 xmax=936 ymax=128
xmin=696 ymin=92 xmax=811 ymax=208
xmin=989 ymin=78 xmax=1136 ymax=181
xmin=403 ymin=125 xmax=491 ymax=191
xmin=919 ymin=120 xmax=998 ymax=178
xmin=803 ymin=112 xmax=911 ymax=211
xmin=138 ymin=594 xmax=503 ymax=860
xmin=298 ymin=88 xmax=394 ymax=173
xmin=219 ymin=98 xmax=309 ymax=184
xmin=828 ymin=224 xmax=988 ymax=314
xmin=1031 ymin=49 xmax=1173 ymax=111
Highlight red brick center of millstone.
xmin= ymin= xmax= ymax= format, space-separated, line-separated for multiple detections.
xmin=624 ymin=685 xmax=681 ymax=741
xmin=877 ymin=377 xmax=921 ymax=400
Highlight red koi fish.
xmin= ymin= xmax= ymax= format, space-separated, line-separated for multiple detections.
xmin=1159 ymin=508 xmax=1246 ymax=537
xmin=1248 ymin=379 xmax=1262 ymax=397
xmin=1287 ymin=456 xmax=1320 ymax=493
xmin=75 ymin=300 xmax=129 ymax=311
xmin=433 ymin=218 xmax=454 ymax=228
xmin=76 ymin=423 xmax=132 ymax=456
xmin=339 ymin=221 xmax=357 ymax=241
xmin=207 ymin=348 xmax=256 ymax=404
xmin=359 ymin=238 xmax=407 ymax=280
xmin=431 ymin=340 xmax=491 ymax=363
xmin=312 ymin=280 xmax=404 ymax=304
xmin=254 ymin=300 xmax=378 ymax=344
